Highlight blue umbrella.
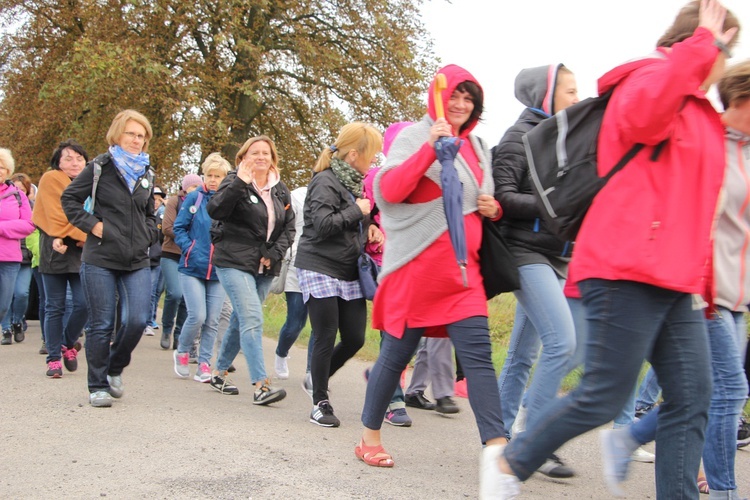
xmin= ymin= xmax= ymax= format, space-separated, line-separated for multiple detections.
xmin=435 ymin=135 xmax=468 ymax=287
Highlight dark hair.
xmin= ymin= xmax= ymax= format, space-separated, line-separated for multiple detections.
xmin=455 ymin=80 xmax=483 ymax=133
xmin=718 ymin=60 xmax=750 ymax=109
xmin=657 ymin=1 xmax=740 ymax=49
xmin=50 ymin=139 xmax=89 ymax=170
xmin=10 ymin=172 xmax=31 ymax=195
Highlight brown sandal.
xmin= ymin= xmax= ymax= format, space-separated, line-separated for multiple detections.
xmin=355 ymin=439 xmax=395 ymax=467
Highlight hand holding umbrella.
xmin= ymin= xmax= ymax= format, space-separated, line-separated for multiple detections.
xmin=432 ymin=73 xmax=468 ymax=287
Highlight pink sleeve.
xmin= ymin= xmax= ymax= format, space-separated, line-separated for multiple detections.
xmin=0 ymin=194 xmax=35 ymax=239
xmin=380 ymin=143 xmax=437 ymax=203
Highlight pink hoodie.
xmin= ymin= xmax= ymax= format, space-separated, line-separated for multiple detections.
xmin=0 ymin=182 xmax=34 ymax=263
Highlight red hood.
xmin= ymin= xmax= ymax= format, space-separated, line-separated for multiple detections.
xmin=597 ymin=51 xmax=666 ymax=96
xmin=427 ymin=64 xmax=482 ymax=138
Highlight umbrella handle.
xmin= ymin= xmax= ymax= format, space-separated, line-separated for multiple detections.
xmin=433 ymin=73 xmax=447 ymax=120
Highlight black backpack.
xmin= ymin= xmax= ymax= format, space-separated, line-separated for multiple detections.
xmin=522 ymin=90 xmax=660 ymax=241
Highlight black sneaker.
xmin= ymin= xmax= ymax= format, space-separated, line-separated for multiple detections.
xmin=436 ymin=396 xmax=460 ymax=414
xmin=1 ymin=329 xmax=12 ymax=345
xmin=227 ymin=364 xmax=236 ymax=373
xmin=11 ymin=323 xmax=24 ymax=343
xmin=538 ymin=453 xmax=575 ymax=478
xmin=738 ymin=418 xmax=750 ymax=449
xmin=159 ymin=332 xmax=170 ymax=350
xmin=405 ymin=390 xmax=436 ymax=410
xmin=39 ymin=341 xmax=47 ymax=355
xmin=310 ymin=400 xmax=340 ymax=427
xmin=253 ymin=379 xmax=286 ymax=405
xmin=209 ymin=371 xmax=239 ymax=395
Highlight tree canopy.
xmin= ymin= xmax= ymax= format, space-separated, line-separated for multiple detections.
xmin=0 ymin=0 xmax=435 ymax=188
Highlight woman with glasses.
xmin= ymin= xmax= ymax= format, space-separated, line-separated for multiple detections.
xmin=62 ymin=109 xmax=159 ymax=408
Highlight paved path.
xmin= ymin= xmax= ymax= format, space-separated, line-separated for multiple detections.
xmin=2 ymin=321 xmax=748 ymax=499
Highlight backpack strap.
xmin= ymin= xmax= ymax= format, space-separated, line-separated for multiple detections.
xmin=0 ymin=181 xmax=22 ymax=207
xmin=89 ymin=156 xmax=105 ymax=213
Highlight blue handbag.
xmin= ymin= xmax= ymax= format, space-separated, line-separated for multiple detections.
xmin=358 ymin=251 xmax=380 ymax=300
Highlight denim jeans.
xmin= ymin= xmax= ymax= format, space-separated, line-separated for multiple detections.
xmin=32 ymin=268 xmax=46 ymax=339
xmin=568 ymin=297 xmax=639 ymax=429
xmin=497 ymin=264 xmax=576 ymax=431
xmin=41 ymin=273 xmax=88 ymax=363
xmin=215 ymin=267 xmax=273 ymax=384
xmin=160 ymin=257 xmax=187 ymax=338
xmin=177 ymin=274 xmax=226 ymax=366
xmin=362 ymin=316 xmax=506 ymax=443
xmin=1 ymin=264 xmax=32 ymax=330
xmin=718 ymin=308 xmax=748 ymax=369
xmin=275 ymin=291 xmax=308 ymax=358
xmin=80 ymin=263 xmax=151 ymax=392
xmin=505 ymin=279 xmax=711 ymax=499
xmin=703 ymin=309 xmax=748 ymax=495
xmin=149 ymin=265 xmax=164 ymax=324
xmin=635 ymin=366 xmax=662 ymax=410
xmin=0 ymin=262 xmax=20 ymax=327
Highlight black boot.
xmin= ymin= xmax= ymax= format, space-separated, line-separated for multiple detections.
xmin=1 ymin=329 xmax=12 ymax=345
xmin=12 ymin=323 xmax=24 ymax=343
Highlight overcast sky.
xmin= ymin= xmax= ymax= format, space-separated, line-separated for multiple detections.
xmin=419 ymin=0 xmax=750 ymax=144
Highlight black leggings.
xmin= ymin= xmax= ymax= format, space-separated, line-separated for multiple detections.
xmin=307 ymin=296 xmax=367 ymax=404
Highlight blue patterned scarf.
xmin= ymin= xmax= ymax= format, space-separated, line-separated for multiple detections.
xmin=109 ymin=145 xmax=150 ymax=193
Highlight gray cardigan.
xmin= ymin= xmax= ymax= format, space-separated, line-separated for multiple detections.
xmin=373 ymin=114 xmax=493 ymax=280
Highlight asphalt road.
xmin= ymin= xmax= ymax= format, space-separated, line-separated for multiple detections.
xmin=2 ymin=321 xmax=748 ymax=499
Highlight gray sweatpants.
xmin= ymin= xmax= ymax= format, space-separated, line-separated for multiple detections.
xmin=406 ymin=337 xmax=454 ymax=399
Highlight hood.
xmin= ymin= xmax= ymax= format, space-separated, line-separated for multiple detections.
xmin=597 ymin=51 xmax=667 ymax=96
xmin=725 ymin=126 xmax=750 ymax=143
xmin=383 ymin=121 xmax=413 ymax=157
xmin=514 ymin=64 xmax=564 ymax=117
xmin=427 ymin=64 xmax=482 ymax=137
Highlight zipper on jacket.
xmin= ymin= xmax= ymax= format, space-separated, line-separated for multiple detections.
xmin=206 ymin=243 xmax=214 ymax=280
xmin=184 ymin=240 xmax=196 ymax=268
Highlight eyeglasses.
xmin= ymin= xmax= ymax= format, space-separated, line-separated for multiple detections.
xmin=123 ymin=131 xmax=146 ymax=141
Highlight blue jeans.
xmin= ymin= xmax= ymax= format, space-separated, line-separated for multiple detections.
xmin=32 ymin=268 xmax=46 ymax=339
xmin=275 ymin=291 xmax=308 ymax=358
xmin=703 ymin=310 xmax=748 ymax=494
xmin=80 ymin=263 xmax=151 ymax=392
xmin=629 ymin=309 xmax=748 ymax=496
xmin=567 ymin=297 xmax=639 ymax=429
xmin=505 ymin=279 xmax=711 ymax=499
xmin=41 ymin=273 xmax=88 ymax=363
xmin=635 ymin=367 xmax=662 ymax=410
xmin=177 ymin=275 xmax=226 ymax=366
xmin=160 ymin=258 xmax=187 ymax=338
xmin=362 ymin=316 xmax=506 ymax=443
xmin=1 ymin=264 xmax=32 ymax=330
xmin=149 ymin=265 xmax=164 ymax=324
xmin=497 ymin=264 xmax=576 ymax=431
xmin=0 ymin=262 xmax=20 ymax=328
xmin=215 ymin=267 xmax=273 ymax=383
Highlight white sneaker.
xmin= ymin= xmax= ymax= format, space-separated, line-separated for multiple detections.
xmin=630 ymin=446 xmax=655 ymax=463
xmin=275 ymin=354 xmax=289 ymax=380
xmin=193 ymin=362 xmax=212 ymax=383
xmin=143 ymin=326 xmax=156 ymax=336
xmin=479 ymin=444 xmax=520 ymax=499
xmin=511 ymin=405 xmax=527 ymax=437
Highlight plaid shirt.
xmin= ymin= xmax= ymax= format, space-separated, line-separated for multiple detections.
xmin=297 ymin=268 xmax=363 ymax=302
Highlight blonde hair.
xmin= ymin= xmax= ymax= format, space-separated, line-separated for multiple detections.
xmin=235 ymin=135 xmax=279 ymax=169
xmin=106 ymin=109 xmax=153 ymax=153
xmin=314 ymin=122 xmax=383 ymax=173
xmin=0 ymin=148 xmax=15 ymax=176
xmin=201 ymin=152 xmax=232 ymax=176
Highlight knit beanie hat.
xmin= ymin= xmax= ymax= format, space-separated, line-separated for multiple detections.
xmin=181 ymin=174 xmax=203 ymax=192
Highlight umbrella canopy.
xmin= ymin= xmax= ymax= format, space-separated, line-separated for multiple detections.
xmin=436 ymin=135 xmax=468 ymax=287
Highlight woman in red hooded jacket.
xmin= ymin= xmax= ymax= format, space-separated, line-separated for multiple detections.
xmin=497 ymin=2 xmax=740 ymax=498
xmin=356 ymin=64 xmax=519 ymax=498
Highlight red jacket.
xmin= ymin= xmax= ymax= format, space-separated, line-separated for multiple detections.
xmin=570 ymin=28 xmax=725 ymax=294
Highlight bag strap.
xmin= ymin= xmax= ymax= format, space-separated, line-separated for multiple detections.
xmin=89 ymin=158 xmax=104 ymax=213
xmin=0 ymin=181 xmax=22 ymax=207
